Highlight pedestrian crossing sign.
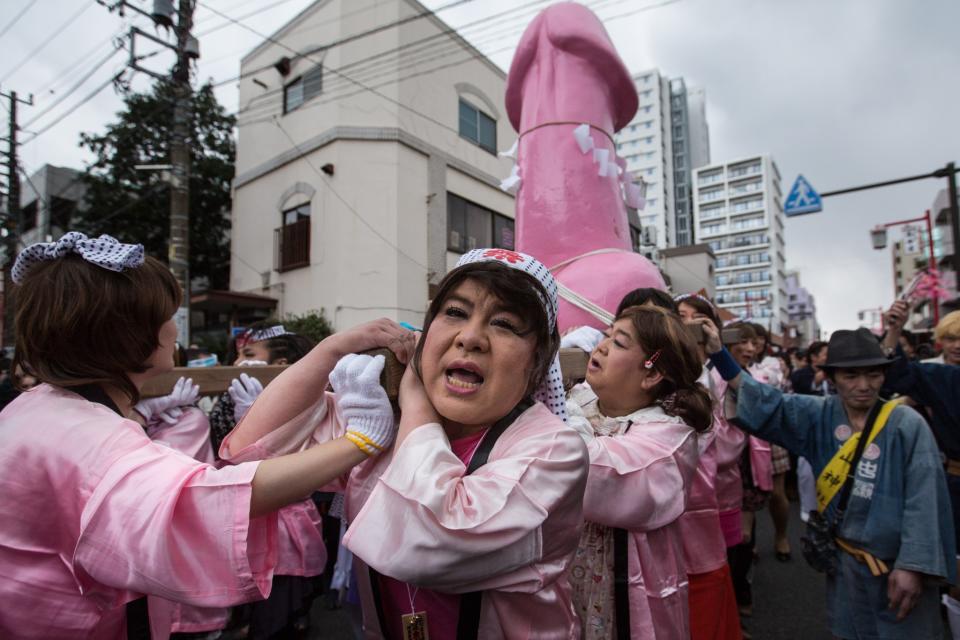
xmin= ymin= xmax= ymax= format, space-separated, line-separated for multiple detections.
xmin=784 ymin=175 xmax=822 ymax=216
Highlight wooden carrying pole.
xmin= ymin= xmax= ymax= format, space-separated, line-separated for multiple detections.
xmin=141 ymin=349 xmax=591 ymax=399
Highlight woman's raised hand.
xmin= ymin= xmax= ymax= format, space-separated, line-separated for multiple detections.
xmin=329 ymin=353 xmax=397 ymax=455
xmin=327 ymin=318 xmax=417 ymax=364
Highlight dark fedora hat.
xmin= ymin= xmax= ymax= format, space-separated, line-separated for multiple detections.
xmin=821 ymin=327 xmax=896 ymax=371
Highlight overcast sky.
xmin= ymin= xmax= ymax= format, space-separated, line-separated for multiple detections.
xmin=3 ymin=0 xmax=958 ymax=335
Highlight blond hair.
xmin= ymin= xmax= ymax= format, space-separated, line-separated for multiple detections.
xmin=935 ymin=310 xmax=960 ymax=341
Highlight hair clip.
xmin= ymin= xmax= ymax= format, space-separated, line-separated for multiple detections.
xmin=644 ymin=349 xmax=662 ymax=369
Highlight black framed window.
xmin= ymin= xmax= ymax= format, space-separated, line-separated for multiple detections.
xmin=447 ymin=193 xmax=513 ymax=252
xmin=458 ymin=99 xmax=496 ymax=153
xmin=284 ymin=65 xmax=323 ymax=114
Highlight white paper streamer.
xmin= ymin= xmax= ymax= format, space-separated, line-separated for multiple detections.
xmin=498 ymin=138 xmax=519 ymax=160
xmin=573 ymin=123 xmax=594 ymax=154
xmin=500 ymin=164 xmax=522 ymax=193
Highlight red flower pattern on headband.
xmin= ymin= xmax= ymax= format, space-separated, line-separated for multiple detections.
xmin=482 ymin=248 xmax=525 ymax=264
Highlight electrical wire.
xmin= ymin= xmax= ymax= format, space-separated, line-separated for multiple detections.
xmin=236 ymin=0 xmax=681 ymax=127
xmin=22 ymin=45 xmax=124 ymax=130
xmin=0 ymin=0 xmax=39 ymax=40
xmin=230 ymin=0 xmax=656 ymax=123
xmin=0 ymin=1 xmax=97 ymax=84
xmin=21 ymin=67 xmax=125 ymax=144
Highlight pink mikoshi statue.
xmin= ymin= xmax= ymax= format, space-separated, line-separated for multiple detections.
xmin=503 ymin=1 xmax=666 ymax=333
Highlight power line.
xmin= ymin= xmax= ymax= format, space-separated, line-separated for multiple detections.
xmin=230 ymin=0 xmax=651 ymax=124
xmin=206 ymin=0 xmax=487 ymax=88
xmin=21 ymin=68 xmax=125 ymax=144
xmin=200 ymin=1 xmax=490 ymax=139
xmin=236 ymin=0 xmax=681 ymax=128
xmin=22 ymin=45 xmax=124 ymax=130
xmin=0 ymin=1 xmax=97 ymax=84
xmin=0 ymin=0 xmax=39 ymax=39
xmin=234 ymin=0 xmax=557 ymax=121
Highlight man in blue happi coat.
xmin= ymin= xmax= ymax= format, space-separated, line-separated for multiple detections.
xmin=697 ymin=321 xmax=955 ymax=640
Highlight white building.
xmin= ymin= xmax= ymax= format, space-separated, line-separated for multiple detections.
xmin=230 ymin=0 xmax=516 ymax=330
xmin=615 ymin=69 xmax=710 ymax=251
xmin=785 ymin=270 xmax=820 ymax=343
xmin=615 ymin=69 xmax=674 ymax=250
xmin=693 ymin=155 xmax=788 ymax=333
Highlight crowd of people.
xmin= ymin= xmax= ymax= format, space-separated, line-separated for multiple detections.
xmin=1 ymin=231 xmax=959 ymax=640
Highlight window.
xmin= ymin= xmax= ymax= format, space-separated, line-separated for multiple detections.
xmin=447 ymin=193 xmax=513 ymax=252
xmin=275 ymin=203 xmax=310 ymax=272
xmin=20 ymin=200 xmax=38 ymax=233
xmin=283 ymin=65 xmax=323 ymax=114
xmin=458 ymin=100 xmax=496 ymax=153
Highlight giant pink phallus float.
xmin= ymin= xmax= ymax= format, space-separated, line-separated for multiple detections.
xmin=505 ymin=1 xmax=666 ymax=333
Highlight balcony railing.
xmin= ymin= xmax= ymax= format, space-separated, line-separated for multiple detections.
xmin=275 ymin=217 xmax=311 ymax=272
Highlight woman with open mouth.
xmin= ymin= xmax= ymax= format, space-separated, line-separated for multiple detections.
xmin=565 ymin=305 xmax=713 ymax=640
xmin=223 ymin=247 xmax=589 ymax=639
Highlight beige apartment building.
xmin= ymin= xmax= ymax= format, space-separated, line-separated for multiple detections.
xmin=230 ymin=0 xmax=516 ymax=329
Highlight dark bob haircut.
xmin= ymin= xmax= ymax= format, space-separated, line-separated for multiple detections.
xmin=413 ymin=260 xmax=560 ymax=398
xmin=616 ymin=288 xmax=678 ymax=316
xmin=12 ymin=254 xmax=181 ymax=404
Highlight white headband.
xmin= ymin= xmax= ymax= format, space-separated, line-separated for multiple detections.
xmin=454 ymin=248 xmax=566 ymax=422
xmin=12 ymin=231 xmax=144 ymax=284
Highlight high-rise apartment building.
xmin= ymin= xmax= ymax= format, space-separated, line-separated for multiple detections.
xmin=693 ymin=155 xmax=788 ymax=333
xmin=785 ymin=270 xmax=820 ymax=343
xmin=615 ymin=69 xmax=710 ymax=251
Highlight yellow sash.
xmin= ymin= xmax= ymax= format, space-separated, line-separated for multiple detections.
xmin=815 ymin=398 xmax=904 ymax=512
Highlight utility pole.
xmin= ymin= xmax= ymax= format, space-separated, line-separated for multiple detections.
xmin=101 ymin=0 xmax=197 ymax=344
xmin=169 ymin=0 xmax=196 ymax=346
xmin=0 ymin=88 xmax=33 ymax=349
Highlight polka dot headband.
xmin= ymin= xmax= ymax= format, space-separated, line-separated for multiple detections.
xmin=454 ymin=248 xmax=566 ymax=422
xmin=12 ymin=231 xmax=145 ymax=285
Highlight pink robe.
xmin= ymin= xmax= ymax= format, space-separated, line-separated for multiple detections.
xmin=0 ymin=385 xmax=279 ymax=640
xmin=677 ymin=429 xmax=727 ymax=575
xmin=146 ymin=406 xmax=216 ymax=464
xmin=566 ymin=384 xmax=699 ymax=640
xmin=705 ymin=369 xmax=746 ymax=547
xmin=151 ymin=411 xmax=326 ymax=633
xmin=222 ymin=393 xmax=589 ymax=639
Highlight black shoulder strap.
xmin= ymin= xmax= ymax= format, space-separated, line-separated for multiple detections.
xmin=70 ymin=383 xmax=123 ymax=416
xmin=613 ymin=528 xmax=631 ymax=639
xmin=834 ymin=400 xmax=884 ymax=524
xmin=612 ymin=419 xmax=634 ymax=638
xmin=456 ymin=398 xmax=532 ymax=640
xmin=368 ymin=399 xmax=533 ymax=640
xmin=70 ymin=384 xmax=151 ymax=640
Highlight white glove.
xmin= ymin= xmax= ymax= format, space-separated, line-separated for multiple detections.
xmin=228 ymin=373 xmax=264 ymax=422
xmin=329 ymin=353 xmax=395 ymax=455
xmin=135 ymin=377 xmax=200 ymax=426
xmin=560 ymin=326 xmax=605 ymax=353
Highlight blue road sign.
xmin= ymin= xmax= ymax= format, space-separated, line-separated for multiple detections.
xmin=784 ymin=174 xmax=822 ymax=216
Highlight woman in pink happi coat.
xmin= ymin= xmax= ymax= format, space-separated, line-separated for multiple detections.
xmin=0 ymin=233 xmax=415 ymax=639
xmin=223 ymin=248 xmax=589 ymax=639
xmin=676 ymin=294 xmax=743 ymax=640
xmin=564 ymin=305 xmax=713 ymax=640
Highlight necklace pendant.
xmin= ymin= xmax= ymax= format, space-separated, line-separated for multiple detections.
xmin=402 ymin=611 xmax=429 ymax=640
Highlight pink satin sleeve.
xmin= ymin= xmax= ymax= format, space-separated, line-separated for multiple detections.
xmin=748 ymin=436 xmax=774 ymax=491
xmin=73 ymin=442 xmax=278 ymax=611
xmin=220 ymin=392 xmax=349 ymax=493
xmin=344 ymin=419 xmax=588 ymax=594
xmin=147 ymin=407 xmax=216 ymax=464
xmin=582 ymin=429 xmax=694 ymax=531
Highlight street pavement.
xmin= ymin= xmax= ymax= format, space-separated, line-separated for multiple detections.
xmin=745 ymin=503 xmax=831 ymax=639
